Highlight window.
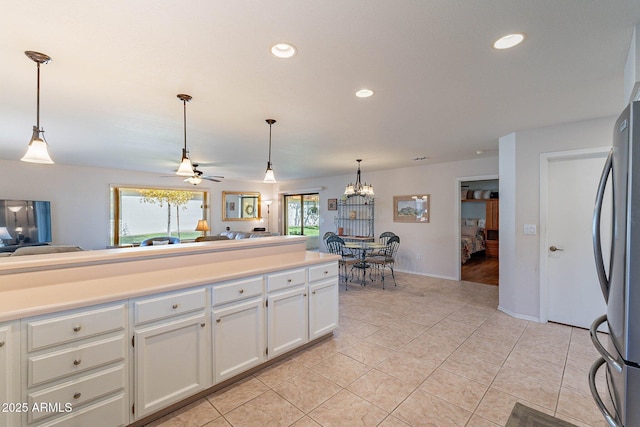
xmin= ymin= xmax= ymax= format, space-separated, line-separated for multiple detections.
xmin=283 ymin=193 xmax=319 ymax=250
xmin=110 ymin=186 xmax=208 ymax=246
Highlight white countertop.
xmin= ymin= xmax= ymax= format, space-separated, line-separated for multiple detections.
xmin=0 ymin=237 xmax=338 ymax=322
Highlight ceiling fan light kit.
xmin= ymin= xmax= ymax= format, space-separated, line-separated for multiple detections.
xmin=176 ymin=93 xmax=195 ymax=176
xmin=21 ymin=50 xmax=54 ymax=164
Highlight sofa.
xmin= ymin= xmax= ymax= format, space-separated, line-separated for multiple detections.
xmin=0 ymin=245 xmax=85 ymax=257
xmin=219 ymin=230 xmax=278 ymax=239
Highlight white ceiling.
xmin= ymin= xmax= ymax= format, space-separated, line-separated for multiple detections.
xmin=1 ymin=1 xmax=639 ymax=182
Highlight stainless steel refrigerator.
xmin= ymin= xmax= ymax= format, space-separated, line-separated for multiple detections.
xmin=591 ymin=101 xmax=640 ymax=427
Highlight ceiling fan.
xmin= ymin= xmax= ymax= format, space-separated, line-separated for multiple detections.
xmin=161 ymin=163 xmax=224 ymax=185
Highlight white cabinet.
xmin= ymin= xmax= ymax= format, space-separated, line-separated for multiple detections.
xmin=0 ymin=321 xmax=21 ymax=427
xmin=308 ymin=280 xmax=339 ymax=340
xmin=132 ymin=288 xmax=210 ymax=420
xmin=267 ymin=286 xmax=308 ymax=358
xmin=213 ymin=297 xmax=265 ymax=383
xmin=21 ymin=303 xmax=128 ymax=426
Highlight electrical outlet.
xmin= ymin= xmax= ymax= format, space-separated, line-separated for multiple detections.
xmin=523 ymin=224 xmax=537 ymax=235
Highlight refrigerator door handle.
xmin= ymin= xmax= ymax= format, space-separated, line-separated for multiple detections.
xmin=591 ymin=314 xmax=623 ymax=373
xmin=593 ymin=149 xmax=613 ymax=303
xmin=589 ymin=357 xmax=621 ymax=427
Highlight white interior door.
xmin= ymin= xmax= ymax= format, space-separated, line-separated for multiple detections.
xmin=545 ymin=153 xmax=611 ymax=329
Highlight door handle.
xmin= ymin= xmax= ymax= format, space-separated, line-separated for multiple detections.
xmin=549 ymin=246 xmax=564 ymax=252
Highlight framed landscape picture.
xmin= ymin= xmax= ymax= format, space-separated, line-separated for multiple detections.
xmin=393 ymin=195 xmax=430 ymax=223
xmin=327 ymin=198 xmax=337 ymax=211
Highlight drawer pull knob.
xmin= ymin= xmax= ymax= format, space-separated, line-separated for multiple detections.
xmin=303 ymin=293 xmax=307 ymax=297
xmin=0 ymin=341 xmax=5 ymax=348
xmin=73 ymin=392 xmax=82 ymax=399
xmin=216 ymin=319 xmax=221 ymax=323
xmin=239 ymin=289 xmax=244 ymax=294
xmin=73 ymin=359 xmax=82 ymax=366
xmin=200 ymin=323 xmax=206 ymax=327
xmin=324 ymin=271 xmax=329 ymax=274
xmin=73 ymin=325 xmax=82 ymax=332
xmin=287 ymin=279 xmax=292 ymax=283
xmin=172 ymin=304 xmax=179 ymax=309
xmin=312 ymin=291 xmax=316 ymax=294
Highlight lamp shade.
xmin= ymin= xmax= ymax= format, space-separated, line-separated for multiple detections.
xmin=263 ymin=167 xmax=276 ymax=183
xmin=195 ymin=219 xmax=210 ymax=232
xmin=176 ymin=155 xmax=194 ymax=176
xmin=21 ymin=130 xmax=53 ymax=164
xmin=0 ymin=227 xmax=12 ymax=240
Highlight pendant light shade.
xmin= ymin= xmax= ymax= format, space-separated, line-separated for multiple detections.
xmin=263 ymin=119 xmax=277 ymax=183
xmin=176 ymin=94 xmax=194 ymax=176
xmin=22 ymin=51 xmax=53 ymax=164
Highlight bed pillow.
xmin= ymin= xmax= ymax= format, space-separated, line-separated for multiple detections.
xmin=478 ymin=218 xmax=486 ymax=228
xmin=461 ymin=226 xmax=479 ymax=236
xmin=152 ymin=240 xmax=170 ymax=245
xmin=464 ymin=218 xmax=478 ymax=226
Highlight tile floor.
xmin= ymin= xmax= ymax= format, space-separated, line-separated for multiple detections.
xmin=145 ymin=272 xmax=609 ymax=427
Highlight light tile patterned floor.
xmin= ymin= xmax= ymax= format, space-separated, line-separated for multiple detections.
xmin=145 ymin=272 xmax=608 ymax=427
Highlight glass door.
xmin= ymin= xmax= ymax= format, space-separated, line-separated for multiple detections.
xmin=284 ymin=193 xmax=320 ymax=250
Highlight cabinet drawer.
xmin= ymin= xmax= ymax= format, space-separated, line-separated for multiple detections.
xmin=27 ymin=304 xmax=126 ymax=352
xmin=28 ymin=365 xmax=126 ymax=423
xmin=35 ymin=393 xmax=127 ymax=427
xmin=29 ymin=335 xmax=126 ymax=387
xmin=267 ymin=268 xmax=306 ymax=293
xmin=212 ymin=276 xmax=263 ymax=306
xmin=308 ymin=263 xmax=338 ymax=283
xmin=134 ymin=288 xmax=206 ymax=325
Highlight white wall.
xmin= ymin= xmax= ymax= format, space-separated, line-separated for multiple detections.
xmin=279 ymin=156 xmax=499 ymax=279
xmin=499 ymin=116 xmax=616 ymax=320
xmin=0 ymin=159 xmax=277 ymax=250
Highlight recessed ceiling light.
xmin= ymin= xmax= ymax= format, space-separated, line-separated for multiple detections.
xmin=476 ymin=150 xmax=485 ymax=155
xmin=355 ymin=89 xmax=374 ymax=98
xmin=493 ymin=33 xmax=526 ymax=50
xmin=271 ymin=43 xmax=297 ymax=58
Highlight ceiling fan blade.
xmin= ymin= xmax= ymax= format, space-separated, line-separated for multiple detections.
xmin=203 ymin=177 xmax=222 ymax=182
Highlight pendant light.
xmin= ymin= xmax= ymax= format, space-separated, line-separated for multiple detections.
xmin=176 ymin=94 xmax=195 ymax=176
xmin=21 ymin=51 xmax=54 ymax=164
xmin=263 ymin=119 xmax=277 ymax=183
xmin=344 ymin=159 xmax=374 ymax=198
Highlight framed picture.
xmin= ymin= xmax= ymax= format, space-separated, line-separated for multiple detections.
xmin=393 ymin=194 xmax=430 ymax=223
xmin=327 ymin=198 xmax=337 ymax=211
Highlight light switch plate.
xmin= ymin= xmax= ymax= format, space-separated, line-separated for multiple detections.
xmin=523 ymin=224 xmax=537 ymax=235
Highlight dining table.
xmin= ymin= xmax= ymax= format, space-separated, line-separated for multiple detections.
xmin=344 ymin=241 xmax=387 ymax=285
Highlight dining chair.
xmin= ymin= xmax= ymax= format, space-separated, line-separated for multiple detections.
xmin=375 ymin=231 xmax=396 ymax=255
xmin=325 ymin=235 xmax=357 ymax=290
xmin=366 ymin=235 xmax=400 ymax=289
xmin=322 ymin=231 xmax=336 ymax=251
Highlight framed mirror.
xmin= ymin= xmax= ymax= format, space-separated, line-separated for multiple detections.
xmin=222 ymin=191 xmax=261 ymax=221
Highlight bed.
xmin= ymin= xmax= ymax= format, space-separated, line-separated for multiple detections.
xmin=461 ymin=224 xmax=485 ymax=264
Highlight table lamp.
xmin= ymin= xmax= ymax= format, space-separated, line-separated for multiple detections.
xmin=195 ymin=219 xmax=210 ymax=237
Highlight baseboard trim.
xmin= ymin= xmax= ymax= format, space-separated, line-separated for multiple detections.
xmin=395 ymin=269 xmax=456 ymax=281
xmin=498 ymin=305 xmax=541 ymax=322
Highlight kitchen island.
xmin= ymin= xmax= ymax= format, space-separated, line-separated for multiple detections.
xmin=0 ymin=236 xmax=339 ymax=426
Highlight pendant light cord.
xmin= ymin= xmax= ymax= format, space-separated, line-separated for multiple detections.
xmin=268 ymin=122 xmax=272 ymax=164
xmin=183 ymin=99 xmax=187 ymax=154
xmin=36 ymin=62 xmax=41 ymax=131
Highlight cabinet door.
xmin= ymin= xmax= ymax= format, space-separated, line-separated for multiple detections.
xmin=267 ymin=287 xmax=308 ymax=358
xmin=308 ymin=280 xmax=339 ymax=340
xmin=213 ymin=297 xmax=265 ymax=383
xmin=0 ymin=322 xmax=20 ymax=427
xmin=133 ymin=314 xmax=209 ymax=419
xmin=486 ymin=200 xmax=499 ymax=229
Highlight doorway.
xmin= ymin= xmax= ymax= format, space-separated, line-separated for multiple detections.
xmin=460 ymin=178 xmax=499 ymax=285
xmin=283 ymin=193 xmax=320 ymax=250
xmin=540 ymin=148 xmax=610 ymax=329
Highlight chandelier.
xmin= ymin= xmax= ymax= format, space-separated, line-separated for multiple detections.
xmin=344 ymin=159 xmax=374 ymax=198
